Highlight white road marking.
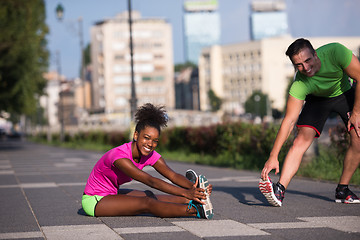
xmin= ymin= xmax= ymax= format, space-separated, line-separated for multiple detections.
xmin=248 ymin=216 xmax=360 ymax=233
xmin=1 ymin=217 xmax=359 ymax=239
xmin=0 ymin=231 xmax=43 ymax=239
xmin=21 ymin=182 xmax=57 ymax=188
xmin=0 ymin=170 xmax=14 ymax=175
xmin=114 ymin=226 xmax=185 ymax=234
xmin=64 ymin=158 xmax=85 ymax=163
xmin=172 ymin=220 xmax=269 ymax=237
xmin=0 ymin=182 xmax=85 ymax=189
xmin=54 ymin=163 xmax=78 ymax=167
xmin=42 ymin=224 xmax=122 ymax=240
xmin=209 ymin=176 xmax=259 ymax=182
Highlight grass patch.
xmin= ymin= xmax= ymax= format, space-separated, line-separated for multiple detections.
xmin=297 ymin=145 xmax=360 ymax=186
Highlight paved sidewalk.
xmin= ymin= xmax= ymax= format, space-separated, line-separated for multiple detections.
xmin=0 ymin=139 xmax=359 ymax=240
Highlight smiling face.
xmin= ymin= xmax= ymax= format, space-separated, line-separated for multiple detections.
xmin=133 ymin=126 xmax=159 ymax=157
xmin=291 ymin=47 xmax=321 ymax=77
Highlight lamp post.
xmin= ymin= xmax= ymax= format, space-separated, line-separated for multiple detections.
xmin=128 ymin=0 xmax=137 ymax=121
xmin=55 ymin=4 xmax=65 ymax=141
xmin=55 ymin=4 xmax=64 ymax=21
xmin=56 ymin=51 xmax=65 ymax=142
xmin=254 ymin=94 xmax=261 ymax=118
xmin=56 ymin=3 xmax=87 ymax=114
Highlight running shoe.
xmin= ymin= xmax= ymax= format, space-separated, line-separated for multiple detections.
xmin=186 ymin=169 xmax=198 ymax=186
xmin=259 ymin=177 xmax=284 ymax=207
xmin=335 ymin=187 xmax=360 ymax=204
xmin=198 ymin=175 xmax=214 ymax=219
xmin=187 ymin=200 xmax=213 ymax=219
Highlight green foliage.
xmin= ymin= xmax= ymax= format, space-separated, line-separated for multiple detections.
xmin=84 ymin=43 xmax=91 ymax=65
xmin=174 ymin=61 xmax=197 ymax=72
xmin=298 ymin=144 xmax=360 ymax=185
xmin=30 ymin=130 xmax=130 ymax=152
xmin=159 ymin=122 xmax=293 ymax=170
xmin=244 ymin=90 xmax=269 ymax=118
xmin=208 ymin=89 xmax=222 ymax=112
xmin=0 ymin=0 xmax=49 ymax=118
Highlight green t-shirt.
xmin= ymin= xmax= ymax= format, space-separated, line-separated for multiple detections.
xmin=289 ymin=42 xmax=353 ymax=100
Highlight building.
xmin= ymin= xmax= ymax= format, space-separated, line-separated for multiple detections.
xmin=250 ymin=0 xmax=289 ymax=41
xmin=90 ymin=11 xmax=174 ymax=120
xmin=183 ymin=0 xmax=221 ymax=64
xmin=199 ymin=36 xmax=360 ymax=115
xmin=175 ymin=67 xmax=200 ymax=110
xmin=40 ymin=72 xmax=62 ymax=132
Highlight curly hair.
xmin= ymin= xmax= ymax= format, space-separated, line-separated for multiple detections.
xmin=134 ymin=103 xmax=168 ymax=134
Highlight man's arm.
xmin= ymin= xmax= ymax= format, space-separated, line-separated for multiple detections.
xmin=345 ymin=55 xmax=360 ymax=137
xmin=261 ymin=95 xmax=304 ymax=180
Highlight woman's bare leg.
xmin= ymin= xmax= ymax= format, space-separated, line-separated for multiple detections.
xmin=119 ymin=189 xmax=189 ymax=204
xmin=94 ymin=194 xmax=196 ymax=217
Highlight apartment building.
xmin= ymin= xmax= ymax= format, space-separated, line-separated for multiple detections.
xmin=90 ymin=11 xmax=174 ymax=117
xmin=199 ymin=36 xmax=360 ymax=115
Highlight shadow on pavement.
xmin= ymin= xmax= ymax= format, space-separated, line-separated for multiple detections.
xmin=0 ymin=138 xmax=25 ymax=151
xmin=77 ymin=208 xmax=87 ymax=216
xmin=215 ymin=186 xmax=333 ymax=206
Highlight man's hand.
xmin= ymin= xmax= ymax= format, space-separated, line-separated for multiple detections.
xmin=347 ymin=111 xmax=360 ymax=137
xmin=261 ymin=156 xmax=280 ymax=181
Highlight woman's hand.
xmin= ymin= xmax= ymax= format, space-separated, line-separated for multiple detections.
xmin=184 ymin=178 xmax=208 ymax=203
xmin=207 ymin=183 xmax=213 ymax=196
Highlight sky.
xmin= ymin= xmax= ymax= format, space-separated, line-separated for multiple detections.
xmin=45 ymin=0 xmax=360 ymax=79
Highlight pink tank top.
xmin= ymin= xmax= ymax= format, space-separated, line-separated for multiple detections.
xmin=84 ymin=142 xmax=161 ymax=196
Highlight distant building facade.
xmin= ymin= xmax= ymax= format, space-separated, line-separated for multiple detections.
xmin=175 ymin=67 xmax=200 ymax=110
xmin=183 ymin=0 xmax=221 ymax=64
xmin=250 ymin=0 xmax=289 ymax=40
xmin=199 ymin=36 xmax=360 ymax=115
xmin=40 ymin=72 xmax=61 ymax=131
xmin=90 ymin=11 xmax=174 ymax=118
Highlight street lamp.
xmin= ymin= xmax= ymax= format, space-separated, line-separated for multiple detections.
xmin=254 ymin=94 xmax=261 ymax=117
xmin=128 ymin=0 xmax=137 ymax=121
xmin=55 ymin=4 xmax=64 ymax=21
xmin=55 ymin=4 xmax=65 ymax=142
xmin=55 ymin=3 xmax=87 ymax=117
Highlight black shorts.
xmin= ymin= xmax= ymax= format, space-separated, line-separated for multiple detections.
xmin=297 ymin=88 xmax=355 ymax=138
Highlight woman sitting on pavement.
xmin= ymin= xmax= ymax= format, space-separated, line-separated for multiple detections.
xmin=82 ymin=103 xmax=214 ymax=219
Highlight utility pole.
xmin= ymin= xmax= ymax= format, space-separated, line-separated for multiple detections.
xmin=128 ymin=0 xmax=137 ymax=121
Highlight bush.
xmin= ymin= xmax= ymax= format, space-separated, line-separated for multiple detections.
xmin=160 ymin=121 xmax=293 ymax=170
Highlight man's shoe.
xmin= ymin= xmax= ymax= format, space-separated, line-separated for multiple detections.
xmin=335 ymin=187 xmax=360 ymax=204
xmin=198 ymin=175 xmax=214 ymax=219
xmin=259 ymin=177 xmax=284 ymax=207
xmin=187 ymin=200 xmax=213 ymax=219
xmin=186 ymin=169 xmax=198 ymax=186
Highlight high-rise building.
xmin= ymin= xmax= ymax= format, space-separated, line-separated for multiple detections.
xmin=183 ymin=0 xmax=221 ymax=64
xmin=250 ymin=0 xmax=289 ymax=40
xmin=90 ymin=11 xmax=174 ymax=117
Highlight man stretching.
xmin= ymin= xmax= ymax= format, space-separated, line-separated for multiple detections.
xmin=260 ymin=38 xmax=360 ymax=206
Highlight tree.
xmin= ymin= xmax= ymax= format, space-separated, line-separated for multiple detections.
xmin=0 ymin=0 xmax=49 ymax=118
xmin=208 ymin=89 xmax=222 ymax=112
xmin=174 ymin=61 xmax=197 ymax=72
xmin=244 ymin=91 xmax=269 ymax=118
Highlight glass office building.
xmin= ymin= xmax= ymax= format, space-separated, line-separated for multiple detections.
xmin=183 ymin=0 xmax=220 ymax=64
xmin=250 ymin=0 xmax=288 ymax=40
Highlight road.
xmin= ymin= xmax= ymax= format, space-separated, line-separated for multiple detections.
xmin=0 ymin=138 xmax=359 ymax=240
